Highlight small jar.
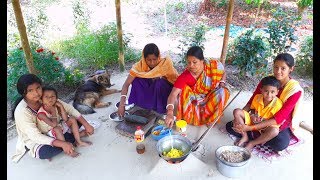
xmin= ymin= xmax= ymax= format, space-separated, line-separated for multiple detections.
xmin=176 ymin=120 xmax=187 ymax=133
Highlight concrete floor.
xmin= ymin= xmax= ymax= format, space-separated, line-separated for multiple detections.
xmin=7 ymin=72 xmax=313 ymax=180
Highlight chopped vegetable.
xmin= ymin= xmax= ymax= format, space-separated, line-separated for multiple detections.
xmin=163 ymin=148 xmax=184 ymax=158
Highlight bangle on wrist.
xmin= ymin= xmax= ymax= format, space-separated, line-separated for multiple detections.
xmin=166 ymin=104 xmax=174 ymax=110
xmin=121 ymin=94 xmax=127 ymax=99
xmin=252 ymin=125 xmax=257 ymax=131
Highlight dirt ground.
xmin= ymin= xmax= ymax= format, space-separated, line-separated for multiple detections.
xmin=7 ymin=0 xmax=313 ymax=140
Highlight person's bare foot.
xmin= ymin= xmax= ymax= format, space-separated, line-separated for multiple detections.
xmin=235 ymin=136 xmax=248 ymax=147
xmin=79 ymin=130 xmax=88 ymax=137
xmin=76 ymin=141 xmax=92 ymax=147
xmin=244 ymin=142 xmax=255 ymax=151
xmin=69 ymin=150 xmax=80 ymax=158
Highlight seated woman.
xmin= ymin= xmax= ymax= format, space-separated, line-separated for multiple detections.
xmin=165 ymin=46 xmax=230 ymax=128
xmin=11 ymin=74 xmax=94 ymax=162
xmin=226 ymin=53 xmax=304 ymax=151
xmin=117 ymin=43 xmax=179 ymax=116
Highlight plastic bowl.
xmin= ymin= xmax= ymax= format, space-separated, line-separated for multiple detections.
xmin=151 ymin=125 xmax=172 ymax=141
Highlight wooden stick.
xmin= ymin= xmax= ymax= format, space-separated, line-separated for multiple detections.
xmin=299 ymin=121 xmax=313 ymax=135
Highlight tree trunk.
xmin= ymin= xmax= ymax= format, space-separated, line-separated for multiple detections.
xmin=219 ymin=0 xmax=235 ymax=65
xmin=12 ymin=0 xmax=37 ymax=74
xmin=115 ymin=0 xmax=125 ymax=72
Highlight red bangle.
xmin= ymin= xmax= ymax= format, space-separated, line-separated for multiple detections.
xmin=252 ymin=126 xmax=257 ymax=131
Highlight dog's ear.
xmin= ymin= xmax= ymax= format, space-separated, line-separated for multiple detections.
xmin=97 ymin=76 xmax=103 ymax=81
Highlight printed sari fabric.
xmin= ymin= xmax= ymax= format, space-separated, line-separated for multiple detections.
xmin=176 ymin=60 xmax=230 ymax=126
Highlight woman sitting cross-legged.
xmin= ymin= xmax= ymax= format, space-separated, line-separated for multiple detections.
xmin=118 ymin=43 xmax=179 ymax=116
xmin=165 ymin=46 xmax=230 ymax=128
xmin=226 ymin=53 xmax=304 ymax=152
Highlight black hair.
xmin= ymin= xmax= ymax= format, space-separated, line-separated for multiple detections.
xmin=42 ymin=86 xmax=58 ymax=98
xmin=261 ymin=76 xmax=281 ymax=89
xmin=143 ymin=43 xmax=160 ymax=58
xmin=273 ymin=53 xmax=295 ymax=68
xmin=186 ymin=46 xmax=204 ymax=61
xmin=12 ymin=74 xmax=42 ymax=119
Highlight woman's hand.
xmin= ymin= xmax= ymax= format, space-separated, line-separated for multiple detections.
xmin=219 ymin=81 xmax=226 ymax=88
xmin=165 ymin=114 xmax=175 ymax=128
xmin=117 ymin=105 xmax=126 ymax=118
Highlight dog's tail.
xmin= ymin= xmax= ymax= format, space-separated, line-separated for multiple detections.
xmin=73 ymin=101 xmax=96 ymax=114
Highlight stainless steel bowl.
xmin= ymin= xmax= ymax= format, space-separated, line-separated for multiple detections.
xmin=215 ymin=145 xmax=251 ymax=178
xmin=109 ymin=111 xmax=129 ymax=122
xmin=115 ymin=102 xmax=134 ymax=111
xmin=156 ymin=135 xmax=192 ymax=164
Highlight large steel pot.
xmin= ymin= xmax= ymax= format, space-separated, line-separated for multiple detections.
xmin=156 ymin=135 xmax=192 ymax=164
xmin=215 ymin=145 xmax=251 ymax=178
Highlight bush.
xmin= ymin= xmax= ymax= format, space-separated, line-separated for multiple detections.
xmin=226 ymin=29 xmax=270 ymax=77
xmin=295 ymin=35 xmax=313 ymax=78
xmin=267 ymin=7 xmax=298 ymax=58
xmin=56 ymin=23 xmax=140 ymax=69
xmin=177 ymin=23 xmax=207 ymax=64
xmin=7 ymin=47 xmax=84 ymax=103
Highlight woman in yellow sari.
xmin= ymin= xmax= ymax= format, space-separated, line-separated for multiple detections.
xmin=118 ymin=43 xmax=179 ymax=117
xmin=165 ymin=46 xmax=230 ymax=127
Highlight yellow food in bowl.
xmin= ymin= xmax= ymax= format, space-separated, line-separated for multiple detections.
xmin=163 ymin=148 xmax=184 ymax=158
xmin=153 ymin=130 xmax=160 ymax=136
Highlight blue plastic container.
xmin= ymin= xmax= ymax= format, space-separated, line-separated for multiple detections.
xmin=151 ymin=125 xmax=172 ymax=141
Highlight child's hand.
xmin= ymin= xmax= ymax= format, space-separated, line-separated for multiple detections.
xmin=233 ymin=123 xmax=250 ymax=132
xmin=55 ymin=101 xmax=63 ymax=108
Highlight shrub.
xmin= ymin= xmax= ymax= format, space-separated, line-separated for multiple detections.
xmin=56 ymin=23 xmax=140 ymax=70
xmin=177 ymin=23 xmax=207 ymax=64
xmin=295 ymin=35 xmax=313 ymax=78
xmin=226 ymin=29 xmax=270 ymax=77
xmin=7 ymin=47 xmax=84 ymax=103
xmin=267 ymin=7 xmax=298 ymax=58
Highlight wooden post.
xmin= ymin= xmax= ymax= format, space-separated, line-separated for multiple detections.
xmin=12 ymin=0 xmax=38 ymax=74
xmin=219 ymin=0 xmax=234 ymax=65
xmin=115 ymin=0 xmax=125 ymax=72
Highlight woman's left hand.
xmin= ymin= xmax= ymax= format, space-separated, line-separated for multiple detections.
xmin=219 ymin=81 xmax=226 ymax=88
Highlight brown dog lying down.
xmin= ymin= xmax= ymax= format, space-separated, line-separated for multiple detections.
xmin=73 ymin=70 xmax=121 ymax=114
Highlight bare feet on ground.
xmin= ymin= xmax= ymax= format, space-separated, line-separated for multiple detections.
xmin=245 ymin=142 xmax=255 ymax=151
xmin=80 ymin=130 xmax=89 ymax=137
xmin=235 ymin=135 xmax=248 ymax=147
xmin=76 ymin=141 xmax=92 ymax=147
xmin=69 ymin=150 xmax=80 ymax=158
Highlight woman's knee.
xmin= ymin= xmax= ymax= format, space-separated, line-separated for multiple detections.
xmin=233 ymin=108 xmax=242 ymax=116
xmin=266 ymin=129 xmax=290 ymax=151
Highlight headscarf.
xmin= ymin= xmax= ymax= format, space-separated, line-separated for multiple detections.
xmin=129 ymin=53 xmax=179 ymax=84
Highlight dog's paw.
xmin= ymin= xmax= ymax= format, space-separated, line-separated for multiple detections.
xmin=116 ymin=89 xmax=121 ymax=93
xmin=106 ymin=102 xmax=112 ymax=106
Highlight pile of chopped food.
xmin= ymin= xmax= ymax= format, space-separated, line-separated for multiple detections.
xmin=219 ymin=150 xmax=247 ymax=163
xmin=163 ymin=148 xmax=184 ymax=158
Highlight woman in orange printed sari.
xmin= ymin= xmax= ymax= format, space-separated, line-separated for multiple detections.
xmin=165 ymin=46 xmax=230 ymax=127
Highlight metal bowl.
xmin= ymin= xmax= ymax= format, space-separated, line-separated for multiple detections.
xmin=109 ymin=111 xmax=129 ymax=122
xmin=115 ymin=101 xmax=134 ymax=111
xmin=156 ymin=135 xmax=192 ymax=164
xmin=215 ymin=145 xmax=251 ymax=178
